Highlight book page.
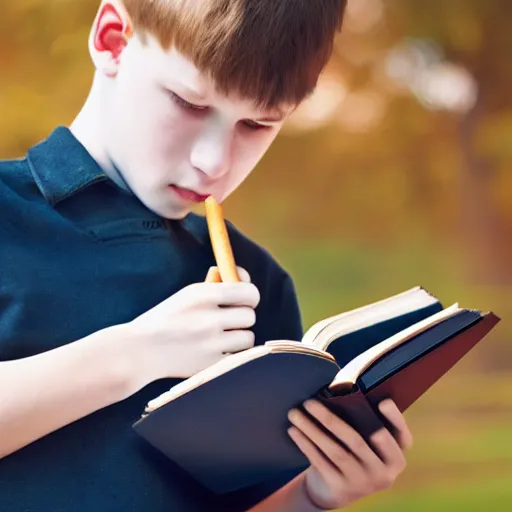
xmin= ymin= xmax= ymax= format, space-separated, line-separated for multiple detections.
xmin=302 ymin=287 xmax=439 ymax=348
xmin=314 ymin=292 xmax=440 ymax=350
xmin=329 ymin=303 xmax=461 ymax=389
xmin=265 ymin=342 xmax=337 ymax=361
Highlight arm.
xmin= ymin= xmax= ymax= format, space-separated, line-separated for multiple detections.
xmin=0 ymin=324 xmax=135 ymax=459
xmin=0 ymin=271 xmax=260 ymax=460
xmin=247 ymin=473 xmax=322 ymax=512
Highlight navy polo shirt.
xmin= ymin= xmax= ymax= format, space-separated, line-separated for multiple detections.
xmin=0 ymin=127 xmax=304 ymax=511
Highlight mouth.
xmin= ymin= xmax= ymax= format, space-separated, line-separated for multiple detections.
xmin=169 ymin=185 xmax=211 ymax=203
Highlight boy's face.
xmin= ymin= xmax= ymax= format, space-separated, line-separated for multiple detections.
xmin=100 ymin=35 xmax=292 ymax=219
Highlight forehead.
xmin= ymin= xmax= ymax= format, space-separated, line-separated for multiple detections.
xmin=137 ymin=35 xmax=293 ymax=116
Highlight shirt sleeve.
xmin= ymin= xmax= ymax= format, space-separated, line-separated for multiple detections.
xmin=221 ymin=270 xmax=307 ymax=511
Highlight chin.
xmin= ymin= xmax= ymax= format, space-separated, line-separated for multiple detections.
xmin=153 ymin=202 xmax=191 ymax=220
xmin=163 ymin=209 xmax=190 ymax=220
xmin=133 ymin=191 xmax=191 ymax=220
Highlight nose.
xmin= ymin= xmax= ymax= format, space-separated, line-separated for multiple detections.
xmin=190 ymin=122 xmax=233 ymax=179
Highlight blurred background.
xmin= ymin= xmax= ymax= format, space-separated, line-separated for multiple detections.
xmin=1 ymin=0 xmax=511 ymax=510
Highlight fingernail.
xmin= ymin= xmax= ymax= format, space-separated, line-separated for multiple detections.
xmin=303 ymin=400 xmax=317 ymax=414
xmin=288 ymin=409 xmax=299 ymax=423
xmin=379 ymin=399 xmax=394 ymax=414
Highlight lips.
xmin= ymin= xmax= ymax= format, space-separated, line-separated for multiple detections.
xmin=169 ymin=185 xmax=211 ymax=203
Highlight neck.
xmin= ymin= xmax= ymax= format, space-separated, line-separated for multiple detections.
xmin=69 ymin=73 xmax=130 ymax=192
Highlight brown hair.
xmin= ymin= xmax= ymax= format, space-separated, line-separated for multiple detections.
xmin=121 ymin=0 xmax=347 ymax=110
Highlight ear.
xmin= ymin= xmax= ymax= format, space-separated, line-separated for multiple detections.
xmin=88 ymin=0 xmax=133 ymax=77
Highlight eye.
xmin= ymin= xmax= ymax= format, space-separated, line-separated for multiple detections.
xmin=242 ymin=120 xmax=271 ymax=131
xmin=169 ymin=91 xmax=208 ymax=112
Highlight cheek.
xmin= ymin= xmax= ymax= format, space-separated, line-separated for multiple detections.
xmin=237 ymin=131 xmax=278 ymax=168
xmin=224 ymin=132 xmax=278 ymax=193
xmin=117 ymin=88 xmax=190 ymax=154
xmin=148 ymin=112 xmax=201 ymax=167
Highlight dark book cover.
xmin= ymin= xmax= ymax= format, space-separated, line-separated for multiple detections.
xmin=133 ymin=352 xmax=339 ymax=493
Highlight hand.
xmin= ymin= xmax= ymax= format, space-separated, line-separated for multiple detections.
xmin=287 ymin=399 xmax=413 ymax=510
xmin=122 ymin=267 xmax=260 ymax=387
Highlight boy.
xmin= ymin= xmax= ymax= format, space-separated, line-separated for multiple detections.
xmin=0 ymin=1 xmax=413 ymax=510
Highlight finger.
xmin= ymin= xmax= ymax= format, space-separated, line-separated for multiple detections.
xmin=216 ymin=283 xmax=260 ymax=308
xmin=205 ymin=267 xmax=222 ymax=283
xmin=287 ymin=426 xmax=340 ymax=482
xmin=288 ymin=409 xmax=365 ymax=478
xmin=219 ymin=329 xmax=255 ymax=354
xmin=369 ymin=428 xmax=407 ymax=475
xmin=218 ymin=306 xmax=256 ymax=331
xmin=187 ymin=282 xmax=260 ymax=308
xmin=236 ymin=267 xmax=251 ymax=283
xmin=378 ymin=399 xmax=413 ymax=451
xmin=303 ymin=400 xmax=384 ymax=469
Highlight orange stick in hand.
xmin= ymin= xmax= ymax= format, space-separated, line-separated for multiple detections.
xmin=204 ymin=197 xmax=241 ymax=283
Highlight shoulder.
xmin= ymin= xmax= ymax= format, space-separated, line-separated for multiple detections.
xmin=0 ymin=156 xmax=42 ymax=234
xmin=0 ymin=156 xmax=37 ymax=203
xmin=0 ymin=155 xmax=30 ymax=183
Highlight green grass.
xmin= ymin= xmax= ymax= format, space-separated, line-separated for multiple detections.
xmin=412 ymin=372 xmax=512 ymax=410
xmin=407 ymin=421 xmax=512 ymax=466
xmin=349 ymin=474 xmax=512 ymax=512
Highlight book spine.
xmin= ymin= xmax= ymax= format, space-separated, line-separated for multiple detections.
xmin=316 ymin=386 xmax=335 ymax=399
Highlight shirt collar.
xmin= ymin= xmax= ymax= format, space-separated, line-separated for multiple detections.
xmin=26 ymin=126 xmax=108 ymax=206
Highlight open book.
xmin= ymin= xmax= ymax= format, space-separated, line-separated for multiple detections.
xmin=132 ymin=286 xmax=499 ymax=494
